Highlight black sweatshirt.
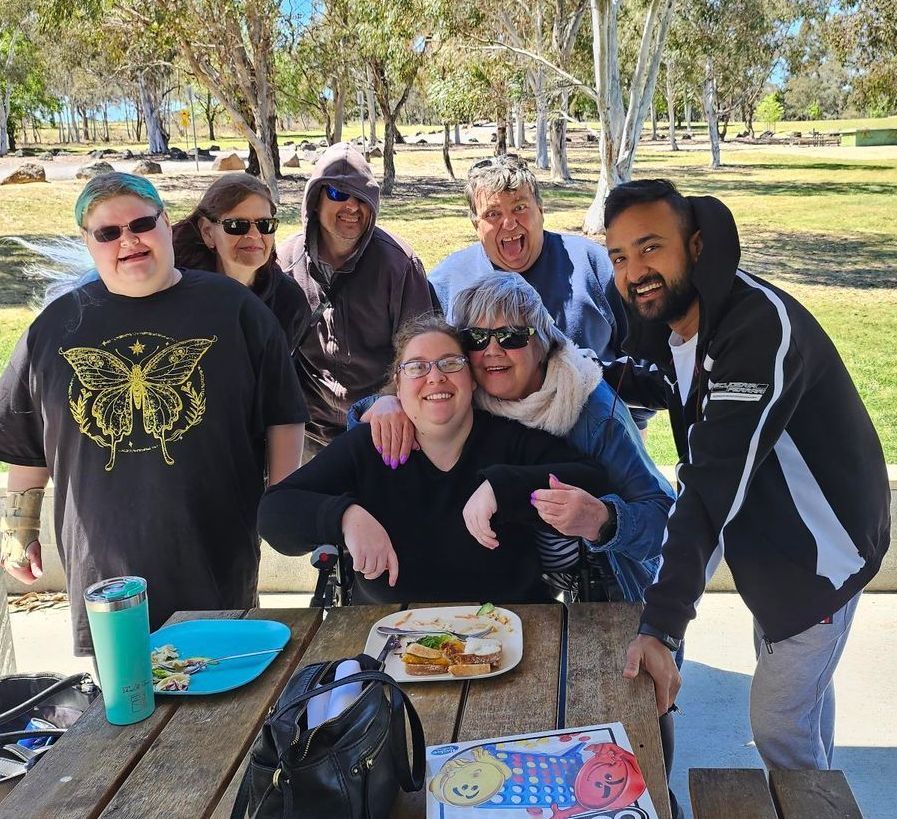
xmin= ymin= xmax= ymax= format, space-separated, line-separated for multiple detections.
xmin=258 ymin=411 xmax=608 ymax=604
xmin=605 ymin=196 xmax=890 ymax=643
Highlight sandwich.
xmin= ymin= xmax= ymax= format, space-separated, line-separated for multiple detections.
xmin=400 ymin=635 xmax=502 ymax=677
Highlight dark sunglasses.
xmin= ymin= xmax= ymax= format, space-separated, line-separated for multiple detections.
xmin=211 ymin=217 xmax=279 ymax=236
xmin=324 ymin=185 xmax=351 ymax=202
xmin=89 ymin=211 xmax=163 ymax=243
xmin=469 ymin=154 xmax=526 ymax=173
xmin=460 ymin=326 xmax=535 ymax=351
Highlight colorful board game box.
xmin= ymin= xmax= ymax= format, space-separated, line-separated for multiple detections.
xmin=426 ymin=723 xmax=659 ymax=819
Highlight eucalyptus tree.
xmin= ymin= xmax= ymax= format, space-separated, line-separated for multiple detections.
xmin=828 ymin=0 xmax=897 ymax=114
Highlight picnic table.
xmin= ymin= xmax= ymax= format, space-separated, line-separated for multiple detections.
xmin=0 ymin=602 xmax=671 ymax=819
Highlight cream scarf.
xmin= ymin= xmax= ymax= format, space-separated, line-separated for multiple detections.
xmin=474 ymin=342 xmax=602 ymax=436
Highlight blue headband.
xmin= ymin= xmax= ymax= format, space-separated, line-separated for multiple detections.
xmin=74 ymin=172 xmax=164 ymax=227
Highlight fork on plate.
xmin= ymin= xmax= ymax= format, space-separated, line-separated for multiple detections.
xmin=376 ymin=625 xmax=493 ymax=640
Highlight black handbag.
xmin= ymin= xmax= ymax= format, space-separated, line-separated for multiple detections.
xmin=231 ymin=653 xmax=425 ymax=819
xmin=0 ymin=673 xmax=98 ymax=780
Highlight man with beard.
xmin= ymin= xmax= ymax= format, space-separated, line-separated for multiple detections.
xmin=604 ymin=179 xmax=889 ymax=771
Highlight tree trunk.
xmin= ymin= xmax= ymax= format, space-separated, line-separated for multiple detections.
xmin=515 ymin=103 xmax=525 ymax=147
xmin=454 ymin=123 xmax=461 ymax=145
xmin=381 ymin=108 xmax=397 ymax=195
xmin=442 ymin=123 xmax=455 ymax=180
xmin=582 ymin=0 xmax=674 ymax=235
xmin=392 ymin=123 xmax=405 ymax=145
xmin=366 ymin=82 xmax=377 ymax=143
xmin=650 ymin=102 xmax=658 ymax=139
xmin=495 ymin=103 xmax=508 ymax=156
xmin=138 ymin=72 xmax=169 ymax=153
xmin=703 ymin=59 xmax=721 ymax=169
xmin=80 ymin=106 xmax=90 ymax=141
xmin=507 ymin=110 xmax=515 ymax=148
xmin=103 ymin=105 xmax=110 ymax=142
xmin=332 ymin=78 xmax=344 ymax=144
xmin=534 ymin=72 xmax=549 ymax=169
xmin=0 ymin=87 xmax=11 ymax=156
xmin=685 ymin=97 xmax=693 ymax=137
xmin=665 ymin=62 xmax=678 ymax=151
xmin=550 ymin=89 xmax=572 ymax=183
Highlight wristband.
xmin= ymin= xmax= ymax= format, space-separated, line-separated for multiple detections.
xmin=1 ymin=488 xmax=44 ymax=569
xmin=637 ymin=622 xmax=682 ymax=652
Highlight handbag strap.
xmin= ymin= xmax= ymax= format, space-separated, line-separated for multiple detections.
xmin=294 ymin=269 xmax=351 ymax=349
xmin=0 ymin=674 xmax=93 ymax=727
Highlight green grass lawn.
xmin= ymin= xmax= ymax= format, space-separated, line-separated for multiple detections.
xmin=1 ymin=138 xmax=895 ymax=465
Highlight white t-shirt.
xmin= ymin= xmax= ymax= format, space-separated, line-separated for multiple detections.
xmin=669 ymin=331 xmax=699 ymax=406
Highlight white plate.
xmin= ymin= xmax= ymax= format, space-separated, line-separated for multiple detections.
xmin=363 ymin=606 xmax=523 ymax=683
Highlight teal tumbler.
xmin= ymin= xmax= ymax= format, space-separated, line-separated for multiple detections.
xmin=84 ymin=576 xmax=155 ymax=725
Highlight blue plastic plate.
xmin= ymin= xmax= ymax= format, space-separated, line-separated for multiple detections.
xmin=149 ymin=619 xmax=291 ymax=696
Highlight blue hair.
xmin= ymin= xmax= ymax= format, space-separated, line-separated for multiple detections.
xmin=74 ymin=172 xmax=164 ymax=227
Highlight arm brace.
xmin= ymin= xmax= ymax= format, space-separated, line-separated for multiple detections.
xmin=1 ymin=488 xmax=44 ymax=569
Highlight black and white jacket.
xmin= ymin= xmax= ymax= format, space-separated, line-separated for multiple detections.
xmin=608 ymin=196 xmax=890 ymax=643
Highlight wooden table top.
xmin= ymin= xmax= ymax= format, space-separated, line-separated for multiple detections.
xmin=0 ymin=602 xmax=671 ymax=819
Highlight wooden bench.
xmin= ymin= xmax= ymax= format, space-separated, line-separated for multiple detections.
xmin=690 ymin=768 xmax=863 ymax=818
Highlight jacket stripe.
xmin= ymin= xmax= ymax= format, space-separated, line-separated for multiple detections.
xmin=774 ymin=430 xmax=865 ymax=588
xmin=716 ymin=273 xmax=793 ymax=558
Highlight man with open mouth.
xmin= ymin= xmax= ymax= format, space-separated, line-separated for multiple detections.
xmin=428 ymin=154 xmax=650 ymax=433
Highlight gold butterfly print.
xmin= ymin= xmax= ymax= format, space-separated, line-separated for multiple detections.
xmin=61 ymin=337 xmax=215 ymax=471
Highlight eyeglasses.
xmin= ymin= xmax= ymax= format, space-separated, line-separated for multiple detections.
xmin=460 ymin=326 xmax=535 ymax=351
xmin=469 ymin=154 xmax=526 ymax=173
xmin=396 ymin=354 xmax=468 ymax=379
xmin=89 ymin=211 xmax=164 ymax=243
xmin=324 ymin=185 xmax=351 ymax=202
xmin=211 ymin=217 xmax=279 ymax=235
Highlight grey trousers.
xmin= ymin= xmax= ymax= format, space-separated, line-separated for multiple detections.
xmin=750 ymin=591 xmax=861 ymax=770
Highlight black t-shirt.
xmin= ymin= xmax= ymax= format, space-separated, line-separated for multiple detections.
xmin=259 ymin=412 xmax=608 ymax=604
xmin=0 ymin=270 xmax=308 ymax=655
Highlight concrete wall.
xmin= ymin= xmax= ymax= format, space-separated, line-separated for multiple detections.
xmin=2 ymin=468 xmax=896 ymax=596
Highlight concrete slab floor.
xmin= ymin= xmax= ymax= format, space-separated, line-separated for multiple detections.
xmin=9 ymin=592 xmax=897 ymax=818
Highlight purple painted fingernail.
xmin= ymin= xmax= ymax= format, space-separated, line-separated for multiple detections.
xmin=375 ymin=445 xmax=382 ymax=454
xmin=383 ymin=455 xmax=390 ymax=466
xmin=530 ymin=498 xmax=537 ymax=506
xmin=400 ymin=454 xmax=408 ymax=465
xmin=390 ymin=459 xmax=398 ymax=470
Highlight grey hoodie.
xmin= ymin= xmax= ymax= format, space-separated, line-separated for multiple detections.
xmin=278 ymin=142 xmax=434 ymax=445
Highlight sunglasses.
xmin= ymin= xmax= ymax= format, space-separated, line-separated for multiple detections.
xmin=211 ymin=217 xmax=279 ymax=236
xmin=469 ymin=154 xmax=526 ymax=173
xmin=460 ymin=326 xmax=535 ymax=351
xmin=396 ymin=354 xmax=468 ymax=379
xmin=89 ymin=211 xmax=163 ymax=243
xmin=324 ymin=185 xmax=352 ymax=202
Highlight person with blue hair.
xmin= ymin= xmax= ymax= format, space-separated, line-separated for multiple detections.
xmin=0 ymin=172 xmax=308 ymax=658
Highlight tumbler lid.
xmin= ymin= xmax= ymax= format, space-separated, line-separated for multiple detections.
xmin=84 ymin=576 xmax=147 ymax=612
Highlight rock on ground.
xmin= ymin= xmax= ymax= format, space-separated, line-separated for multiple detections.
xmin=133 ymin=159 xmax=162 ymax=175
xmin=1 ymin=162 xmax=47 ymax=184
xmin=75 ymin=161 xmax=115 ymax=179
xmin=212 ymin=152 xmax=245 ymax=171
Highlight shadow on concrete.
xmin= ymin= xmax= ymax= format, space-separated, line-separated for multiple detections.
xmin=671 ymin=660 xmax=897 ymax=819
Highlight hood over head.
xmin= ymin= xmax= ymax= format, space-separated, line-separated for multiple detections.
xmin=622 ymin=195 xmax=741 ymax=364
xmin=302 ymin=142 xmax=380 ymax=268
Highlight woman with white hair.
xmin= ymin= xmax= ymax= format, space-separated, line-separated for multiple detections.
xmin=361 ymin=273 xmax=673 ymax=604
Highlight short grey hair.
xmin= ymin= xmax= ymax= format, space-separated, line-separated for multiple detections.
xmin=464 ymin=155 xmax=543 ymax=224
xmin=452 ymin=274 xmax=566 ymax=361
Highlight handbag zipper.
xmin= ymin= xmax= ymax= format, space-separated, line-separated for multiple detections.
xmin=351 ymin=718 xmax=391 ymax=775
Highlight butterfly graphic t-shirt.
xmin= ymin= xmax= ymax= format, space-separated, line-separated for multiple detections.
xmin=0 ymin=270 xmax=308 ymax=655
